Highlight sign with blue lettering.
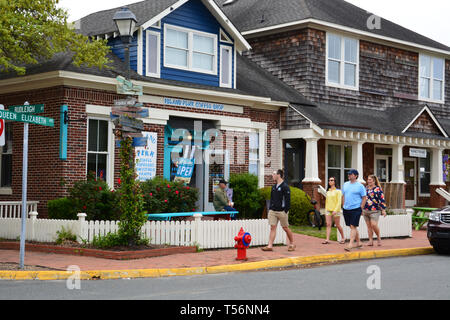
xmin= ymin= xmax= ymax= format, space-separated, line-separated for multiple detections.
xmin=174 ymin=157 xmax=195 ymax=184
xmin=135 ymin=132 xmax=158 ymax=181
xmin=164 ymin=97 xmax=225 ymax=111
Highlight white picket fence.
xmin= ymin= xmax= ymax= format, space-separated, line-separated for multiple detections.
xmin=0 ymin=213 xmax=287 ymax=249
xmin=337 ymin=211 xmax=413 ymax=241
xmin=0 ymin=201 xmax=39 ymax=219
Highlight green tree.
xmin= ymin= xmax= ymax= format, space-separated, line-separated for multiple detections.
xmin=0 ymin=0 xmax=111 ymax=75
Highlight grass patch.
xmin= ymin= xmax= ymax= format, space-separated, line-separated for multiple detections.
xmin=291 ymin=225 xmax=338 ymax=242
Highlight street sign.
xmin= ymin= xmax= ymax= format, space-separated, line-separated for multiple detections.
xmin=112 ymin=115 xmax=143 ymax=131
xmin=116 ymin=137 xmax=148 ymax=148
xmin=110 ymin=108 xmax=149 ymax=119
xmin=9 ymin=104 xmax=44 ymax=114
xmin=0 ymin=109 xmax=54 ymax=127
xmin=116 ymin=76 xmax=143 ymax=96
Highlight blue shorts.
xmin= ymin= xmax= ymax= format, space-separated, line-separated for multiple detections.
xmin=343 ymin=208 xmax=362 ymax=227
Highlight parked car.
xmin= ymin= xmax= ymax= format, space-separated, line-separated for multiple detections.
xmin=428 ymin=207 xmax=450 ymax=254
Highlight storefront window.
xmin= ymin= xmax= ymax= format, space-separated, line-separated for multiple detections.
xmin=0 ymin=123 xmax=12 ymax=188
xmin=327 ymin=143 xmax=352 ymax=188
xmin=419 ymin=152 xmax=431 ymax=195
xmin=87 ymin=119 xmax=109 ymax=181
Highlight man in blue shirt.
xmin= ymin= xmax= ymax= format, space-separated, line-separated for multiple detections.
xmin=342 ymin=169 xmax=367 ymax=252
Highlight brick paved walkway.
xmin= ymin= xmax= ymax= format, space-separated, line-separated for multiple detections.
xmin=0 ymin=230 xmax=430 ymax=271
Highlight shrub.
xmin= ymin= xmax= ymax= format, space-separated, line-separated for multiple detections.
xmin=48 ymin=197 xmax=77 ymax=220
xmin=68 ymin=172 xmax=120 ymax=221
xmin=229 ymin=173 xmax=263 ymax=219
xmin=55 ymin=226 xmax=77 ymax=244
xmin=141 ymin=177 xmax=199 ymax=213
xmin=258 ymin=186 xmax=313 ymax=226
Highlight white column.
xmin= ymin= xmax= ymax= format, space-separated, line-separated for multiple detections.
xmin=302 ymin=137 xmax=321 ymax=183
xmin=351 ymin=141 xmax=365 ymax=184
xmin=391 ymin=144 xmax=405 ymax=184
xmin=430 ymin=148 xmax=445 ymax=186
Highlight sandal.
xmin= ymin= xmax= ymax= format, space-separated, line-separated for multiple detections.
xmin=322 ymin=241 xmax=330 ymax=245
xmin=288 ymin=244 xmax=296 ymax=252
xmin=344 ymin=247 xmax=352 ymax=252
xmin=261 ymin=247 xmax=273 ymax=252
xmin=339 ymin=239 xmax=346 ymax=244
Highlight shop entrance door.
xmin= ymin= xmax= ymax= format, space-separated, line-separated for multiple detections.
xmin=203 ymin=149 xmax=230 ymax=211
xmin=404 ymin=158 xmax=417 ymax=207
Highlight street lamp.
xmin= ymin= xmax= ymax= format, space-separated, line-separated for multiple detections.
xmin=113 ymin=7 xmax=137 ymax=80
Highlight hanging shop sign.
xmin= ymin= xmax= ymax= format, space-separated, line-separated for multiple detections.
xmin=409 ymin=148 xmax=427 ymax=159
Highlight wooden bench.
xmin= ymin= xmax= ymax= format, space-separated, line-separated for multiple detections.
xmin=146 ymin=211 xmax=239 ymax=221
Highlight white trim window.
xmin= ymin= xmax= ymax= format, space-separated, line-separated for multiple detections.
xmin=146 ymin=30 xmax=161 ymax=78
xmin=326 ymin=142 xmax=353 ymax=188
xmin=87 ymin=118 xmax=111 ymax=183
xmin=164 ymin=24 xmax=217 ymax=75
xmin=249 ymin=131 xmax=260 ymax=178
xmin=220 ymin=45 xmax=232 ymax=88
xmin=326 ymin=33 xmax=359 ymax=90
xmin=419 ymin=54 xmax=445 ymax=103
xmin=0 ymin=123 xmax=12 ymax=190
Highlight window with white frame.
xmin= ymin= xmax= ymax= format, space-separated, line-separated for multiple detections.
xmin=249 ymin=131 xmax=260 ymax=177
xmin=0 ymin=123 xmax=12 ymax=188
xmin=87 ymin=119 xmax=110 ymax=182
xmin=419 ymin=54 xmax=445 ymax=103
xmin=146 ymin=31 xmax=161 ymax=78
xmin=220 ymin=45 xmax=232 ymax=87
xmin=164 ymin=24 xmax=217 ymax=74
xmin=327 ymin=33 xmax=359 ymax=90
xmin=326 ymin=143 xmax=352 ymax=188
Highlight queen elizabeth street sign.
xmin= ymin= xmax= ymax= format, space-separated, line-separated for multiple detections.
xmin=0 ymin=109 xmax=54 ymax=127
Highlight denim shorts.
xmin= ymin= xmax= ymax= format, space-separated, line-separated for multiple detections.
xmin=343 ymin=208 xmax=362 ymax=227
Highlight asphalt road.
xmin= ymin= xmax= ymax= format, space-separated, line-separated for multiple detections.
xmin=1 ymin=254 xmax=449 ymax=301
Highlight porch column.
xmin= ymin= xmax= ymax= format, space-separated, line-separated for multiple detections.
xmin=351 ymin=141 xmax=365 ymax=184
xmin=302 ymin=137 xmax=321 ymax=184
xmin=302 ymin=137 xmax=321 ymax=202
xmin=430 ymin=147 xmax=446 ymax=208
xmin=391 ymin=144 xmax=405 ymax=184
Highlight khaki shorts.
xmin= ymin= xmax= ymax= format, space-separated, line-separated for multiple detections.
xmin=268 ymin=210 xmax=289 ymax=228
xmin=363 ymin=210 xmax=381 ymax=222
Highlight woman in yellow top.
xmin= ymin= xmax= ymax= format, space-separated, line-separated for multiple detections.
xmin=323 ymin=177 xmax=346 ymax=244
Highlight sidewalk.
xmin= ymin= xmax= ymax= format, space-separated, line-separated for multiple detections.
xmin=0 ymin=230 xmax=432 ymax=278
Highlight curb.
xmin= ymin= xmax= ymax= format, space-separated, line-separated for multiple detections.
xmin=0 ymin=247 xmax=434 ymax=281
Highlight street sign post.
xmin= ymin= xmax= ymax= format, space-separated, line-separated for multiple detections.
xmin=2 ymin=102 xmax=54 ymax=269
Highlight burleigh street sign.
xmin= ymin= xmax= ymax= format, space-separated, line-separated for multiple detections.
xmin=0 ymin=109 xmax=54 ymax=127
xmin=9 ymin=104 xmax=44 ymax=114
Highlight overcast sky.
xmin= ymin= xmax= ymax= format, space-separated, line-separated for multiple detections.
xmin=58 ymin=0 xmax=450 ymax=47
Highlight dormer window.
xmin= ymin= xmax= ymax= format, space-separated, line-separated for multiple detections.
xmin=164 ymin=24 xmax=217 ymax=75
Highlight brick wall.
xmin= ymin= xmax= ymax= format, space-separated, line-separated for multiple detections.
xmin=0 ymin=85 xmax=280 ymax=216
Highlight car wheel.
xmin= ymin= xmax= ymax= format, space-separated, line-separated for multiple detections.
xmin=432 ymin=244 xmax=450 ymax=255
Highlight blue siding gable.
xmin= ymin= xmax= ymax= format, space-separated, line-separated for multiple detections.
xmin=142 ymin=0 xmax=236 ymax=88
xmin=108 ymin=33 xmax=138 ymax=72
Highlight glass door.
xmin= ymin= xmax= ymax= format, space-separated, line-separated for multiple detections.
xmin=204 ymin=149 xmax=230 ymax=211
xmin=404 ymin=158 xmax=417 ymax=207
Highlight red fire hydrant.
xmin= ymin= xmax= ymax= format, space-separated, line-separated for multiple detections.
xmin=234 ymin=227 xmax=252 ymax=261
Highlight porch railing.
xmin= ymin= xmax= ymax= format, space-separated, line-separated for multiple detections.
xmin=0 ymin=201 xmax=39 ymax=219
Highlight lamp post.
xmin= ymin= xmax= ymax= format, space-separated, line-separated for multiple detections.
xmin=113 ymin=7 xmax=137 ymax=81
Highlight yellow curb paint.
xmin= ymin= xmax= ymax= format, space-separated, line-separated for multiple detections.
xmin=0 ymin=247 xmax=434 ymax=281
